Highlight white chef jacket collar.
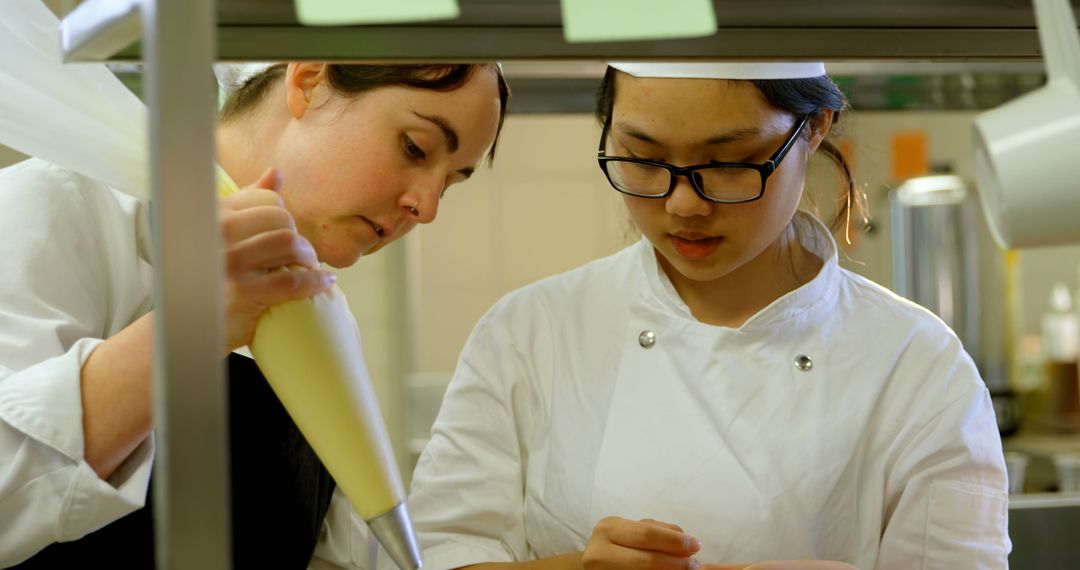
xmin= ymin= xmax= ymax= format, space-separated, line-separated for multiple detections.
xmin=638 ymin=210 xmax=840 ymax=330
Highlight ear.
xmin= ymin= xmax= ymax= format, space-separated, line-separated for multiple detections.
xmin=805 ymin=109 xmax=836 ymax=154
xmin=285 ymin=63 xmax=328 ymax=120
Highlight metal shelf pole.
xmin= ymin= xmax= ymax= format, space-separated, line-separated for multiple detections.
xmin=142 ymin=0 xmax=232 ymax=567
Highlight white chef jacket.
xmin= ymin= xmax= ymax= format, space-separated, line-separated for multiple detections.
xmin=0 ymin=158 xmax=365 ymax=569
xmin=409 ymin=211 xmax=1010 ymax=570
xmin=0 ymin=159 xmax=155 ymax=566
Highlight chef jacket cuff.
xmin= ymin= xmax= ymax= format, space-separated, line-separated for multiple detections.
xmin=0 ymin=337 xmax=104 ymax=461
xmin=59 ymin=433 xmax=154 ymax=541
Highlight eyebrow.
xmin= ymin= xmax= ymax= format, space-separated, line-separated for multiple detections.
xmin=615 ymin=121 xmax=765 ymax=147
xmin=414 ymin=111 xmax=476 ymax=180
xmin=413 ymin=112 xmax=460 ymax=153
xmin=703 ymin=126 xmax=765 ymax=145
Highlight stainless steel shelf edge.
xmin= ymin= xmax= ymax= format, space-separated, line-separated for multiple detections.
xmin=60 ymin=0 xmax=141 ymax=62
xmin=1010 ymin=492 xmax=1080 ymax=509
xmin=165 ymin=27 xmax=1050 ymax=61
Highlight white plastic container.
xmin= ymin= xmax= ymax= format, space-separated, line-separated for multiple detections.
xmin=1005 ymin=451 xmax=1030 ymax=494
xmin=1054 ymin=453 xmax=1080 ymax=492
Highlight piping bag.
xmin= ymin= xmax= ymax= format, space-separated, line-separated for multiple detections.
xmin=216 ymin=173 xmax=422 ymax=570
xmin=0 ymin=2 xmax=421 ymax=568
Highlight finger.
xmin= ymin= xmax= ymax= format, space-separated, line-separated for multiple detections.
xmin=584 ymin=543 xmax=699 ymax=570
xmin=226 ymin=229 xmax=319 ymax=277
xmin=600 ymin=518 xmax=698 ymax=556
xmin=628 ymin=550 xmax=699 ymax=570
xmin=742 ymin=562 xmax=859 ymax=570
xmin=251 ymin=167 xmax=282 ymax=192
xmin=221 ymin=187 xmax=285 ymax=212
xmin=222 ymin=205 xmax=296 ymax=244
xmin=232 ymin=269 xmax=336 ymax=309
xmin=639 ymin=519 xmax=698 ymax=553
xmin=639 ymin=518 xmax=686 ymax=534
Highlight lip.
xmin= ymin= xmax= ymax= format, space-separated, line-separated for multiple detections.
xmin=358 ymin=216 xmax=385 ymax=242
xmin=373 ymin=217 xmax=402 ymax=241
xmin=670 ymin=230 xmax=716 ymax=241
xmin=668 ymin=231 xmax=724 ymax=260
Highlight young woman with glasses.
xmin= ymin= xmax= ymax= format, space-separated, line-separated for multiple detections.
xmin=406 ymin=63 xmax=1008 ymax=570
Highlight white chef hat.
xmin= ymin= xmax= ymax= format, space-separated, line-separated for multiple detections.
xmin=609 ymin=62 xmax=827 ymax=80
xmin=213 ymin=62 xmax=277 ymax=94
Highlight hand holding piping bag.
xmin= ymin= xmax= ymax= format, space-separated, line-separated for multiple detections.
xmin=219 ymin=167 xmax=336 ymax=356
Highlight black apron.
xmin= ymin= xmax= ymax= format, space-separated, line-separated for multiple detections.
xmin=14 ymin=354 xmax=337 ymax=569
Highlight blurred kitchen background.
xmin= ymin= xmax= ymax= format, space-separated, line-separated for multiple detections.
xmin=10 ymin=2 xmax=1080 ymax=561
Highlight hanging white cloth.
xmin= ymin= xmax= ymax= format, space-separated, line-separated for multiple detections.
xmin=0 ymin=0 xmax=147 ymax=197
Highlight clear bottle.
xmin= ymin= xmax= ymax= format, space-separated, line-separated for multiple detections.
xmin=1042 ymin=282 xmax=1080 ymax=429
xmin=1015 ymin=334 xmax=1047 ymax=427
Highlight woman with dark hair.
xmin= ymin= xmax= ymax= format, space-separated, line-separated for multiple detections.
xmin=407 ymin=63 xmax=1008 ymax=570
xmin=0 ymin=62 xmax=509 ymax=568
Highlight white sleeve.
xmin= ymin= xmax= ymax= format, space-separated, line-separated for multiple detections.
xmin=876 ymin=343 xmax=1010 ymax=570
xmin=308 ymin=488 xmax=371 ymax=570
xmin=408 ymin=305 xmax=536 ymax=570
xmin=0 ymin=163 xmax=153 ymax=566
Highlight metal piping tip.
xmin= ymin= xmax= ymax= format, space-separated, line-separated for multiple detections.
xmin=367 ymin=502 xmax=423 ymax=570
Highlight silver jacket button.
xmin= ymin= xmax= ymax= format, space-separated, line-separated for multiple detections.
xmin=638 ymin=330 xmax=657 ymax=349
xmin=794 ymin=354 xmax=813 ymax=371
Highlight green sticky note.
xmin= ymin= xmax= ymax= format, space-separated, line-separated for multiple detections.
xmin=296 ymin=0 xmax=460 ymax=26
xmin=560 ymin=0 xmax=717 ymax=43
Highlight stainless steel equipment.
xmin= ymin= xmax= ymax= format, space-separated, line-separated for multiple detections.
xmin=890 ymin=174 xmax=1009 ymax=392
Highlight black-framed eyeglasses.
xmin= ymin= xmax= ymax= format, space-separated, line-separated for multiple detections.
xmin=597 ymin=113 xmax=812 ymax=204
